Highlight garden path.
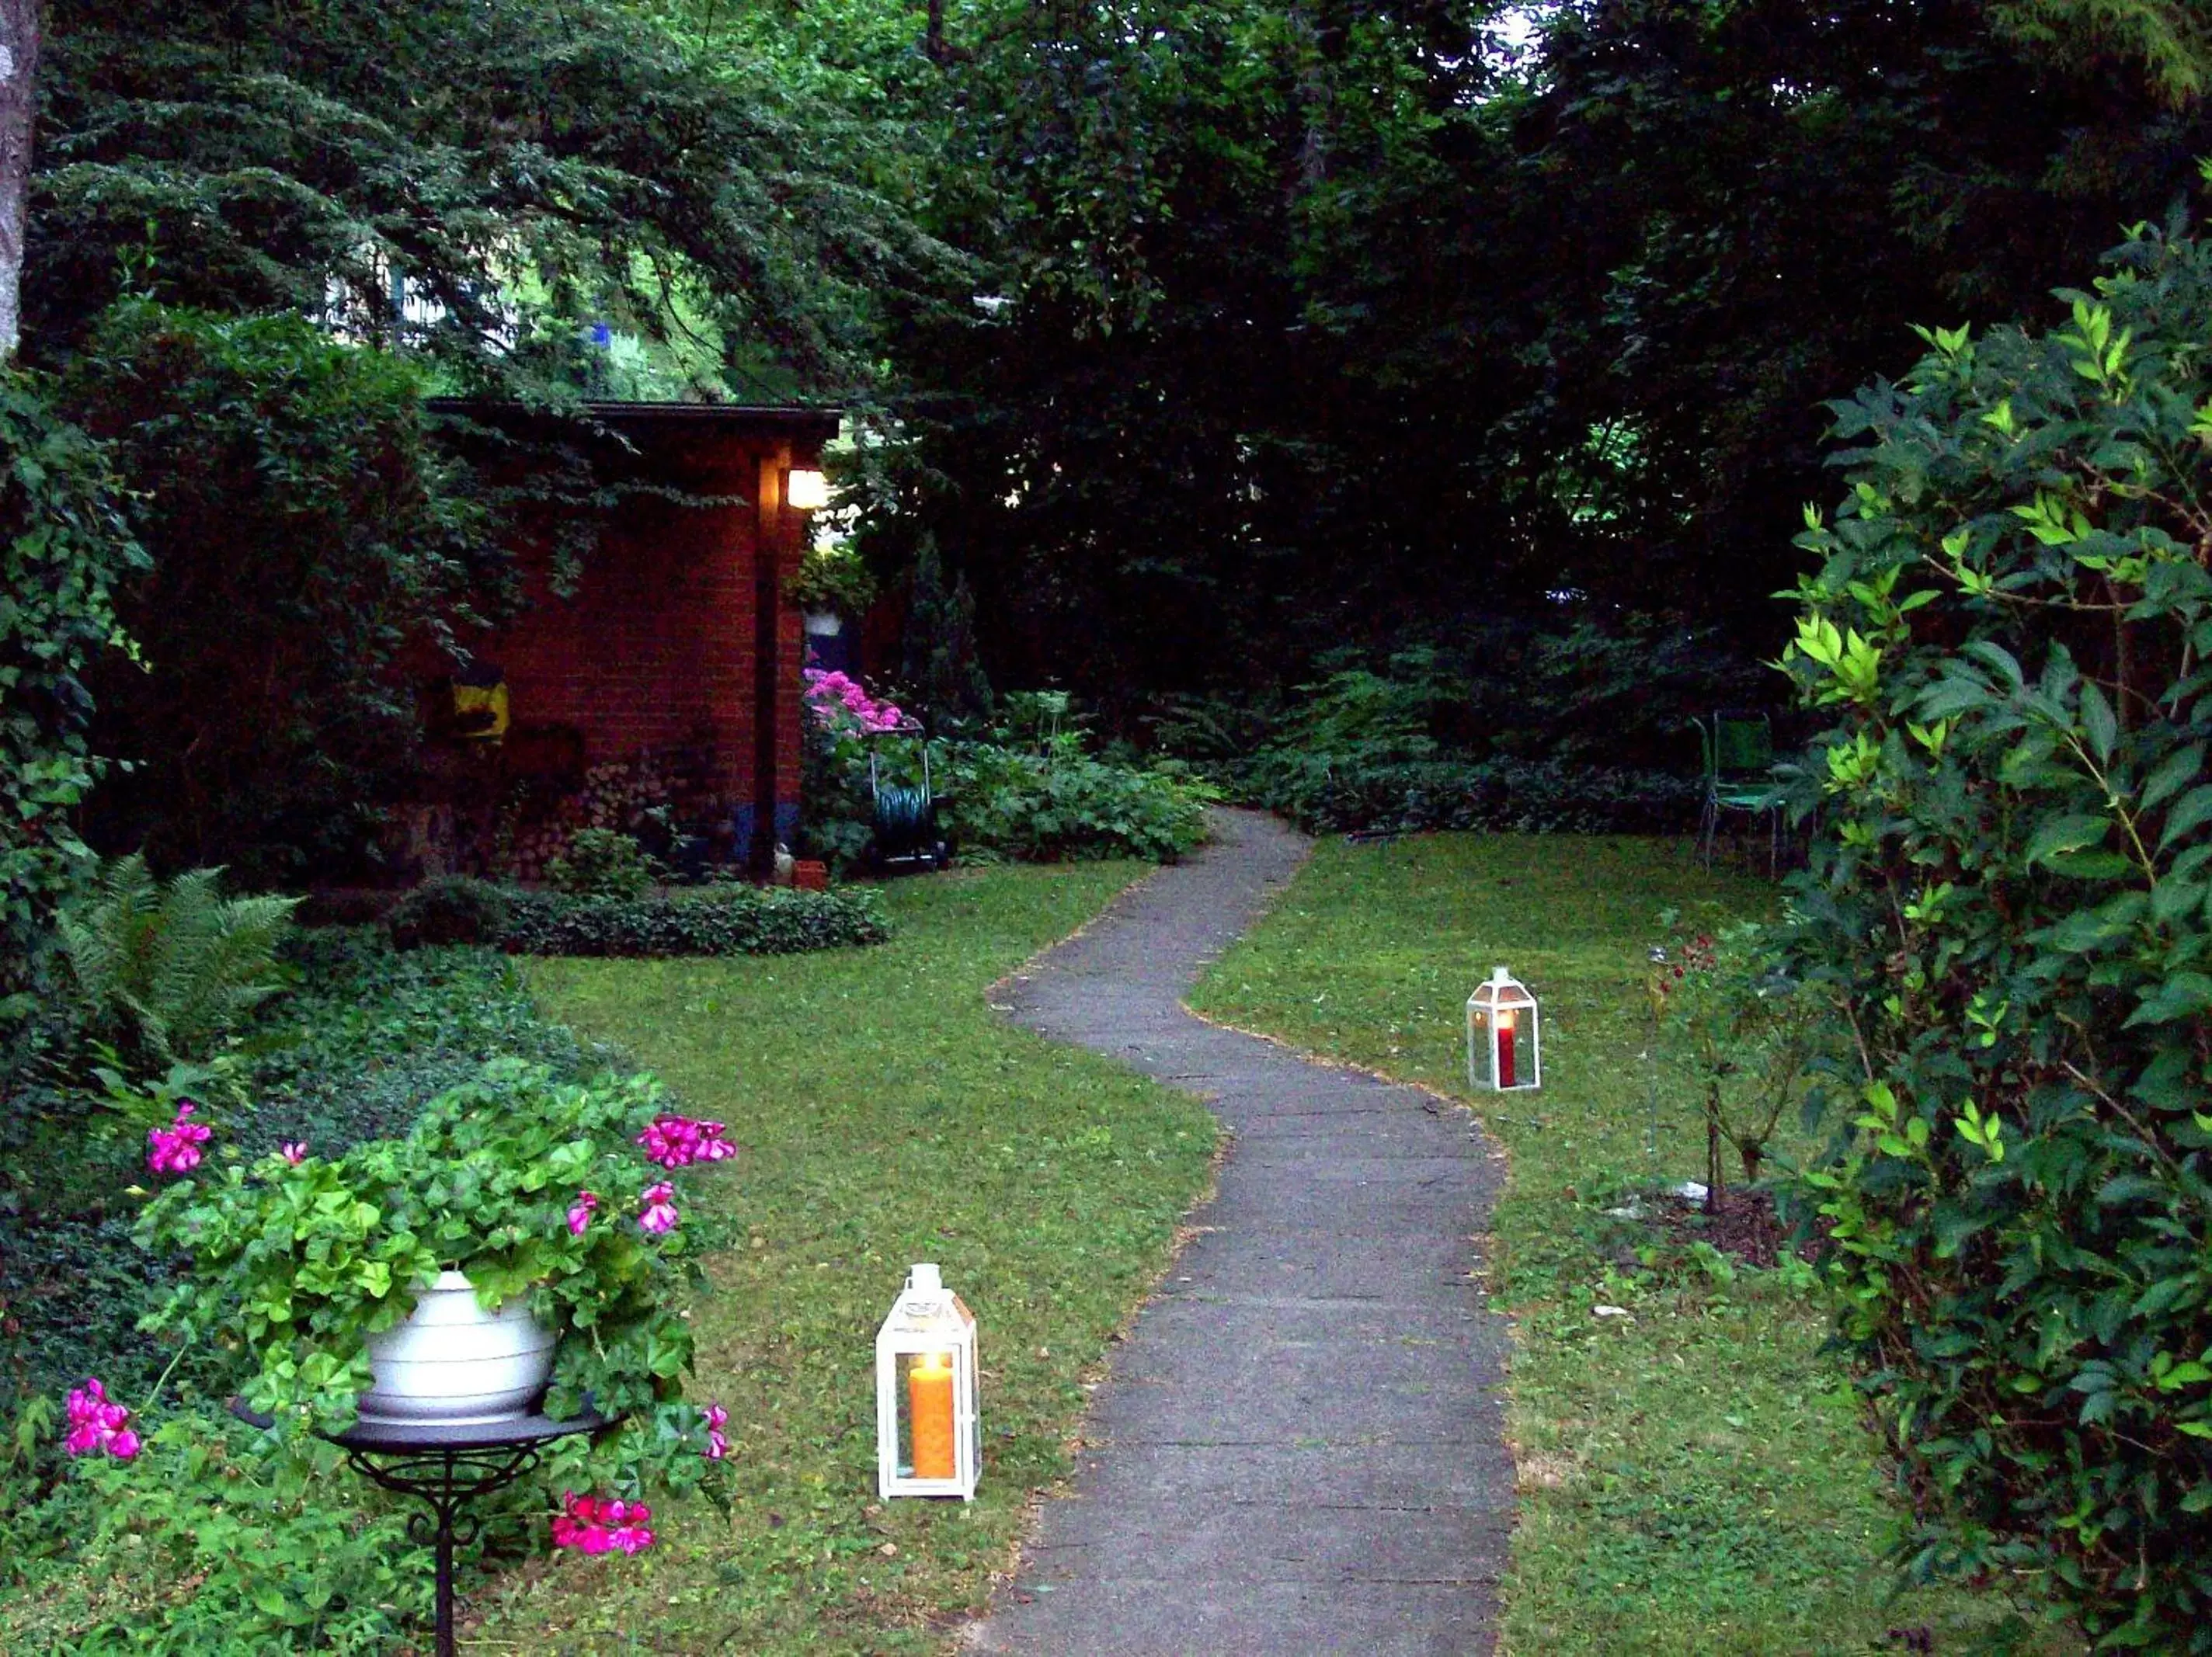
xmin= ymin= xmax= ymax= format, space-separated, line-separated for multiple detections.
xmin=964 ymin=808 xmax=1512 ymax=1657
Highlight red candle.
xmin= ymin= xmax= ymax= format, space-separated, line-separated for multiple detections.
xmin=1497 ymin=1011 xmax=1517 ymax=1089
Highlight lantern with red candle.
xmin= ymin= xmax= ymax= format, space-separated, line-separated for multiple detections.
xmin=1466 ymin=967 xmax=1541 ymax=1092
xmin=875 ymin=1263 xmax=980 ymax=1499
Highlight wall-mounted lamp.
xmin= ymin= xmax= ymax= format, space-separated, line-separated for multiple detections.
xmin=786 ymin=467 xmax=830 ymax=512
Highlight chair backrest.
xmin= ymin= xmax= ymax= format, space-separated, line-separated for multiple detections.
xmin=1711 ymin=710 xmax=1772 ymax=776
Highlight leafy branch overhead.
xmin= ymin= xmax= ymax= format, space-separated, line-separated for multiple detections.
xmin=31 ymin=0 xmax=969 ymax=395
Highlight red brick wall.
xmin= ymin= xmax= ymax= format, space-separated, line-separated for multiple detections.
xmin=493 ymin=485 xmax=760 ymax=800
xmin=478 ymin=428 xmax=822 ymax=842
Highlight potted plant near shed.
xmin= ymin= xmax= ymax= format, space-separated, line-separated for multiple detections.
xmin=135 ymin=1059 xmax=735 ymax=1519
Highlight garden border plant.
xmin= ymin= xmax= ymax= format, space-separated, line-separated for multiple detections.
xmin=1777 ymin=221 xmax=2212 ymax=1646
xmin=386 ymin=874 xmax=891 ymax=957
xmin=123 ymin=1059 xmax=734 ymax=1552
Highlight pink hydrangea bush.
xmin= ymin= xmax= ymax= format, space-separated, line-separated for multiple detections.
xmin=802 ymin=669 xmax=906 ymax=734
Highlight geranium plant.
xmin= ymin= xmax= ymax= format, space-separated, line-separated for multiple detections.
xmin=134 ymin=1058 xmax=736 ymax=1524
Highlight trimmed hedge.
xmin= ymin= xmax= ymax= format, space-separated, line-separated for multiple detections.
xmin=388 ymin=877 xmax=890 ymax=957
xmin=1250 ymin=755 xmax=1704 ymax=835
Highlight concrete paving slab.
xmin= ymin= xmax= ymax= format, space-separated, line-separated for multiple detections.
xmin=965 ymin=808 xmax=1511 ymax=1657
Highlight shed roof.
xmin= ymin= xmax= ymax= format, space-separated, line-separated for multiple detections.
xmin=426 ymin=398 xmax=842 ymax=444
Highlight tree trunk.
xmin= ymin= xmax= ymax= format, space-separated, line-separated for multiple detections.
xmin=0 ymin=0 xmax=38 ymax=362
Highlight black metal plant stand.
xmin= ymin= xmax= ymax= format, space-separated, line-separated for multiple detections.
xmin=233 ymin=1402 xmax=609 ymax=1657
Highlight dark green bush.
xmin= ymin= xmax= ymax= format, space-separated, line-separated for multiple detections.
xmin=384 ymin=875 xmax=513 ymax=950
xmin=499 ymin=884 xmax=890 ymax=957
xmin=59 ymin=300 xmax=502 ymax=884
xmin=932 ymin=744 xmax=1211 ymax=862
xmin=1779 ymin=227 xmax=2212 ymax=1645
xmin=1247 ymin=753 xmax=1702 ymax=835
xmin=1177 ymin=634 xmax=1762 ymax=835
xmin=0 ymin=372 xmax=143 ymax=1067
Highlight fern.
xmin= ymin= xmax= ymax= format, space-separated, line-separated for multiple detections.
xmin=59 ymin=853 xmax=298 ymax=1066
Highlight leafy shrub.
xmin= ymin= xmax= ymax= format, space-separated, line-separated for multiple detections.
xmin=238 ymin=930 xmax=582 ymax=1154
xmin=58 ymin=853 xmax=298 ymax=1068
xmin=59 ymin=300 xmax=502 ymax=884
xmin=139 ymin=1061 xmax=722 ymax=1436
xmin=1651 ymin=921 xmax=1825 ymax=1200
xmin=34 ymin=1413 xmax=430 ymax=1655
xmin=1252 ymin=753 xmax=1702 ymax=835
xmin=800 ymin=672 xmax=1212 ymax=867
xmin=544 ymin=827 xmax=661 ymax=897
xmin=384 ymin=874 xmax=513 ymax=949
xmin=0 ymin=371 xmax=144 ymax=1067
xmin=933 ymin=745 xmax=1211 ymax=862
xmin=1777 ymin=228 xmax=2212 ymax=1644
xmin=499 ymin=884 xmax=890 ymax=957
xmin=1199 ymin=635 xmax=1762 ymax=835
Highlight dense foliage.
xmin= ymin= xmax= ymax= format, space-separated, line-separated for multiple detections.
xmin=57 ymin=300 xmax=500 ymax=881
xmin=1780 ymin=226 xmax=2212 ymax=1644
xmin=1204 ymin=636 xmax=1758 ymax=833
xmin=0 ymin=930 xmax=589 ymax=1651
xmin=0 ymin=371 xmax=140 ymax=1061
xmin=58 ymin=853 xmax=297 ymax=1069
xmin=498 ymin=883 xmax=891 ymax=957
xmin=32 ymin=0 xmax=954 ymax=395
xmin=801 ymin=679 xmax=1212 ymax=867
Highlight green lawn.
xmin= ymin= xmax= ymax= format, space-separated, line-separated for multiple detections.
xmin=471 ymin=863 xmax=1219 ymax=1654
xmin=1187 ymin=832 xmax=2077 ymax=1657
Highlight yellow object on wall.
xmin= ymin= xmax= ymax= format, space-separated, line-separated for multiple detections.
xmin=451 ymin=679 xmax=509 ymax=741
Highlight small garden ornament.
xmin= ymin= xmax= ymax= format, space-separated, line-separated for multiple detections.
xmin=1466 ymin=967 xmax=1540 ymax=1091
xmin=875 ymin=1263 xmax=979 ymax=1500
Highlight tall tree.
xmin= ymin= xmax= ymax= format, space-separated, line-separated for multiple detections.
xmin=0 ymin=0 xmax=36 ymax=358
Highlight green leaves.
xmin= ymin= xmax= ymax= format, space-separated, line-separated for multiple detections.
xmin=1785 ymin=228 xmax=2212 ymax=1644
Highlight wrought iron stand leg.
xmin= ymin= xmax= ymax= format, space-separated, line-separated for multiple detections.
xmin=434 ymin=1460 xmax=457 ymax=1657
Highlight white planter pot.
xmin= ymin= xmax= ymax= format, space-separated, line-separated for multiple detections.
xmin=356 ymin=1270 xmax=556 ymax=1426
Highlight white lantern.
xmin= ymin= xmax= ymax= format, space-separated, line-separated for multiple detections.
xmin=874 ymin=1263 xmax=979 ymax=1500
xmin=1466 ymin=966 xmax=1540 ymax=1091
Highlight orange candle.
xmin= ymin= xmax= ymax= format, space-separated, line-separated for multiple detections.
xmin=909 ymin=1351 xmax=957 ymax=1480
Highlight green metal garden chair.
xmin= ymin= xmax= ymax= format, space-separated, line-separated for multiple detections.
xmin=1693 ymin=710 xmax=1782 ymax=874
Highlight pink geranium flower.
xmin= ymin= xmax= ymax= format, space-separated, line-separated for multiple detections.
xmin=702 ymin=1402 xmax=728 ymax=1461
xmin=551 ymin=1490 xmax=655 ymax=1555
xmin=64 ymin=1378 xmax=138 ymax=1460
xmin=280 ymin=1141 xmax=308 ymax=1165
xmin=635 ymin=1114 xmax=736 ymax=1169
xmin=146 ymin=1103 xmax=211 ymax=1176
xmin=567 ymin=1190 xmax=599 ymax=1237
xmin=636 ymin=1182 xmax=678 ymax=1236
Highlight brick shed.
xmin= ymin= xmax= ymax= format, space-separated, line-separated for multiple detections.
xmin=419 ymin=400 xmax=840 ymax=877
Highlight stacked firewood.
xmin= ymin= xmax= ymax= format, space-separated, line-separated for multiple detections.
xmin=494 ymin=751 xmax=690 ymax=883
